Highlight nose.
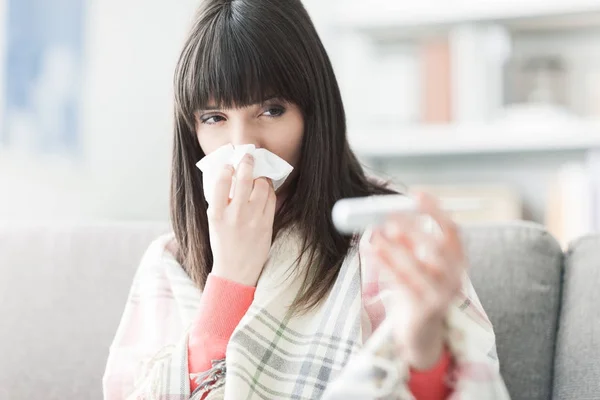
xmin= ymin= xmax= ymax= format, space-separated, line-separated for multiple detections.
xmin=230 ymin=119 xmax=262 ymax=148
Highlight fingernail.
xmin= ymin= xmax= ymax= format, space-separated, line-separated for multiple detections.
xmin=244 ymin=153 xmax=254 ymax=163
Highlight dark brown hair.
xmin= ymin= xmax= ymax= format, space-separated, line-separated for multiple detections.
xmin=171 ymin=0 xmax=395 ymax=313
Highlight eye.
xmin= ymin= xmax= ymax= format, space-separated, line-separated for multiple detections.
xmin=200 ymin=115 xmax=226 ymax=125
xmin=262 ymin=106 xmax=286 ymax=118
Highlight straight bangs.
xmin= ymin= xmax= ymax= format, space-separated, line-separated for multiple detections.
xmin=174 ymin=9 xmax=311 ymax=130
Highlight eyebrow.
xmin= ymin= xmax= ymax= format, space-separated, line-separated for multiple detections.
xmin=201 ymin=96 xmax=282 ymax=112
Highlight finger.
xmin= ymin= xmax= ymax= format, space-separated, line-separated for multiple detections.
xmin=370 ymin=244 xmax=460 ymax=310
xmin=385 ymin=213 xmax=421 ymax=243
xmin=416 ymin=192 xmax=465 ymax=264
xmin=383 ymin=215 xmax=450 ymax=266
xmin=264 ymin=182 xmax=277 ymax=218
xmin=370 ymin=247 xmax=431 ymax=303
xmin=365 ymin=239 xmax=416 ymax=294
xmin=374 ymin=219 xmax=463 ymax=300
xmin=209 ymin=164 xmax=234 ymax=216
xmin=371 ymin=231 xmax=437 ymax=299
xmin=416 ymin=192 xmax=456 ymax=240
xmin=384 ymin=215 xmax=442 ymax=267
xmin=232 ymin=154 xmax=255 ymax=205
xmin=407 ymin=228 xmax=464 ymax=295
xmin=249 ymin=177 xmax=270 ymax=208
xmin=384 ymin=236 xmax=439 ymax=297
xmin=390 ymin=220 xmax=462 ymax=291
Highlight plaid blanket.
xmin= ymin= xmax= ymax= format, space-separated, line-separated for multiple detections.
xmin=103 ymin=229 xmax=510 ymax=400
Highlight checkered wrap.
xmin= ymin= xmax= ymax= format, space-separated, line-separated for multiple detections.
xmin=103 ymin=229 xmax=510 ymax=400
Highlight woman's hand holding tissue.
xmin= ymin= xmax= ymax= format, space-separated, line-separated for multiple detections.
xmin=367 ymin=192 xmax=466 ymax=370
xmin=208 ymin=153 xmax=276 ymax=287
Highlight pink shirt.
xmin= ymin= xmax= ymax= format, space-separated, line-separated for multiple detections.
xmin=188 ymin=274 xmax=451 ymax=399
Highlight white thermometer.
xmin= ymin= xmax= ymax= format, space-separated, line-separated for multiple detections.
xmin=332 ymin=195 xmax=484 ymax=234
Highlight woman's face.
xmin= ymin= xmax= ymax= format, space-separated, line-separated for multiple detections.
xmin=195 ymin=98 xmax=304 ymax=172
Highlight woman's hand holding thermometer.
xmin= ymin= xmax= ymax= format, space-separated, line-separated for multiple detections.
xmin=333 ymin=193 xmax=470 ymax=370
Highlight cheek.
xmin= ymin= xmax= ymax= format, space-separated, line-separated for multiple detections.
xmin=276 ymin=114 xmax=304 ymax=166
xmin=289 ymin=126 xmax=304 ymax=165
xmin=196 ymin=131 xmax=228 ymax=155
xmin=271 ymin=135 xmax=301 ymax=169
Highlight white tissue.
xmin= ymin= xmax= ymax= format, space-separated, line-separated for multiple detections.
xmin=196 ymin=144 xmax=294 ymax=203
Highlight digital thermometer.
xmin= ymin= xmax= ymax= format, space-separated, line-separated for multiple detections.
xmin=332 ymin=195 xmax=484 ymax=234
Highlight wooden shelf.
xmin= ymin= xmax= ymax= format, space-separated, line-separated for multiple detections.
xmin=349 ymin=121 xmax=600 ymax=158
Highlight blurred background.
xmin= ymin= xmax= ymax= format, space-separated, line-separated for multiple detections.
xmin=2 ymin=0 xmax=600 ymax=246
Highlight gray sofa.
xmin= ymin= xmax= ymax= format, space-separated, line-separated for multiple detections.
xmin=0 ymin=221 xmax=598 ymax=400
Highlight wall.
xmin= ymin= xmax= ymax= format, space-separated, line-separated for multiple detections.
xmin=0 ymin=0 xmax=198 ymax=222
xmin=0 ymin=0 xmax=336 ymax=222
xmin=81 ymin=0 xmax=198 ymax=221
xmin=0 ymin=0 xmax=5 ymax=137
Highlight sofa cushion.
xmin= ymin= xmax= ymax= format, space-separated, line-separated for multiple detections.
xmin=553 ymin=235 xmax=600 ymax=400
xmin=463 ymin=222 xmax=563 ymax=400
xmin=0 ymin=223 xmax=170 ymax=400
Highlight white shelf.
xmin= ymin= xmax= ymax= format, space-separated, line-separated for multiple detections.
xmin=335 ymin=0 xmax=600 ymax=32
xmin=349 ymin=121 xmax=600 ymax=158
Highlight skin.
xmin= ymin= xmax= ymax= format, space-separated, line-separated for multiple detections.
xmin=195 ymin=99 xmax=465 ymax=371
xmin=366 ymin=192 xmax=466 ymax=370
xmin=195 ymin=97 xmax=304 ymax=210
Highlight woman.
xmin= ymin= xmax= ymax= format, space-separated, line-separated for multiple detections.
xmin=103 ymin=0 xmax=510 ymax=399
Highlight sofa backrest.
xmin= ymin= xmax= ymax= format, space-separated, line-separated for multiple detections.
xmin=553 ymin=235 xmax=600 ymax=400
xmin=0 ymin=221 xmax=584 ymax=400
xmin=0 ymin=223 xmax=170 ymax=400
xmin=463 ymin=222 xmax=564 ymax=400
